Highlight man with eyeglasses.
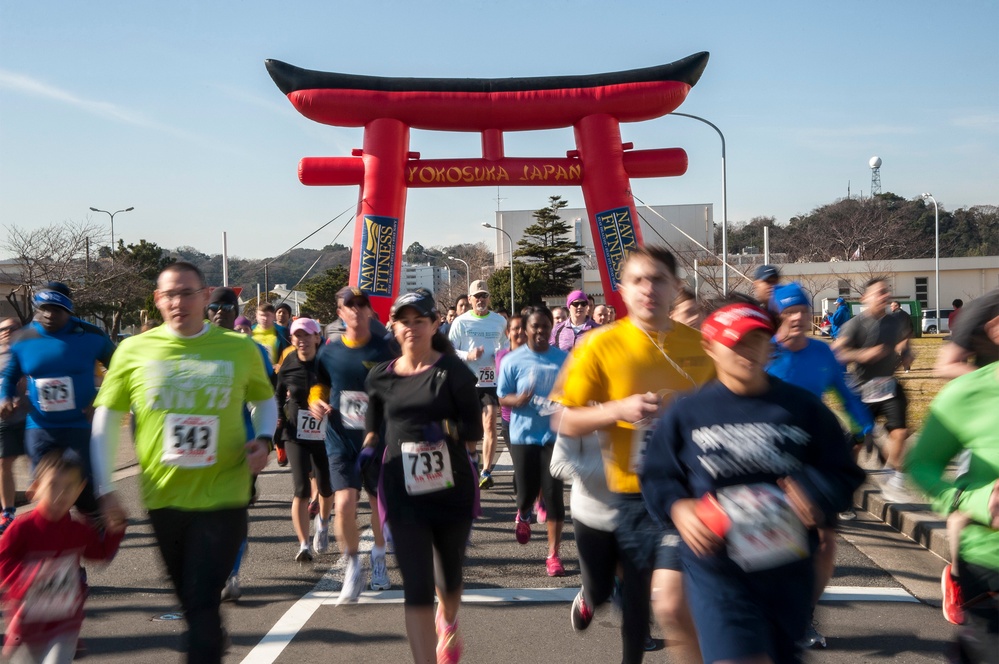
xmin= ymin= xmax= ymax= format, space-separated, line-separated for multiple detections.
xmin=0 ymin=317 xmax=27 ymax=534
xmin=0 ymin=282 xmax=115 ymax=521
xmin=91 ymin=262 xmax=276 ymax=663
xmin=551 ymin=290 xmax=599 ymax=352
xmin=449 ymin=280 xmax=508 ymax=489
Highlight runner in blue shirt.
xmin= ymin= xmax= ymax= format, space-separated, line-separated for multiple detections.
xmin=0 ymin=283 xmax=114 ymax=515
xmin=767 ymin=282 xmax=874 ymax=648
xmin=497 ymin=306 xmax=568 ymax=576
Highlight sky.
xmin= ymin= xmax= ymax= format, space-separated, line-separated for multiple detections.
xmin=1 ymin=1 xmax=997 ymax=261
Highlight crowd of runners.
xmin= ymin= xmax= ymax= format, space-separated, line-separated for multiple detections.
xmin=0 ymin=253 xmax=996 ymax=664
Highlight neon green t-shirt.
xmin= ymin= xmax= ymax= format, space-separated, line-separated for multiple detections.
xmin=95 ymin=324 xmax=274 ymax=511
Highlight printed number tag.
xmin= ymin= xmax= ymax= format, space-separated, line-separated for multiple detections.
xmin=861 ymin=377 xmax=896 ymax=403
xmin=477 ymin=367 xmax=496 ymax=386
xmin=629 ymin=426 xmax=654 ymax=474
xmin=21 ymin=555 xmax=81 ymax=622
xmin=162 ymin=414 xmax=219 ymax=467
xmin=34 ymin=376 xmax=76 ymax=412
xmin=339 ymin=391 xmax=368 ymax=430
xmin=296 ymin=410 xmax=327 ymax=441
xmin=401 ymin=441 xmax=454 ymax=495
xmin=716 ymin=483 xmax=808 ymax=572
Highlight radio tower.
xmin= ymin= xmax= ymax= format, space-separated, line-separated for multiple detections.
xmin=869 ymin=156 xmax=882 ymax=196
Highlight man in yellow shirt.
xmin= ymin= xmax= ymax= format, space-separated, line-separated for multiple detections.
xmin=552 ymin=246 xmax=714 ymax=664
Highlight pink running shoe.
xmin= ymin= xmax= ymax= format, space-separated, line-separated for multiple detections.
xmin=515 ymin=513 xmax=531 ymax=545
xmin=435 ymin=607 xmax=463 ymax=663
xmin=941 ymin=564 xmax=965 ymax=625
xmin=535 ymin=497 xmax=548 ymax=524
xmin=546 ymin=554 xmax=565 ymax=577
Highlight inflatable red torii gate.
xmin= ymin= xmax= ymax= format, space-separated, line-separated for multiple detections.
xmin=266 ymin=52 xmax=709 ymax=319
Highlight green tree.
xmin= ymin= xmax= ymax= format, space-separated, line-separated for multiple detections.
xmin=486 ymin=262 xmax=547 ymax=313
xmin=513 ymin=196 xmax=586 ymax=298
xmin=299 ymin=265 xmax=349 ymax=324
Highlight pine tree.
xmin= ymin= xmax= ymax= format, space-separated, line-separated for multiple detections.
xmin=513 ymin=196 xmax=586 ymax=297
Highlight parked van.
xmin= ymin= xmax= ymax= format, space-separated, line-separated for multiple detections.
xmin=921 ymin=309 xmax=954 ymax=334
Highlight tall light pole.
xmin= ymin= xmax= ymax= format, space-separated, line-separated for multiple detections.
xmin=482 ymin=222 xmax=515 ymax=313
xmin=922 ymin=193 xmax=941 ymax=333
xmin=89 ymin=206 xmax=134 ymax=266
xmin=447 ymin=256 xmax=470 ymax=296
xmin=669 ymin=113 xmax=728 ymax=293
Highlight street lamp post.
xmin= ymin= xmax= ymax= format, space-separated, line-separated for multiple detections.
xmin=482 ymin=222 xmax=515 ymax=313
xmin=89 ymin=206 xmax=134 ymax=266
xmin=447 ymin=256 xmax=470 ymax=296
xmin=669 ymin=113 xmax=728 ymax=293
xmin=922 ymin=193 xmax=941 ymax=333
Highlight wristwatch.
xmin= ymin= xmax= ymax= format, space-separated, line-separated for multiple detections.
xmin=255 ymin=435 xmax=275 ymax=453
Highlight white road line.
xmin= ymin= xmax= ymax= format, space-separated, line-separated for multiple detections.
xmin=241 ymin=580 xmax=917 ymax=662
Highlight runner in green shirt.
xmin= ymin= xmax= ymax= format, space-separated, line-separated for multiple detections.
xmin=90 ymin=262 xmax=276 ymax=664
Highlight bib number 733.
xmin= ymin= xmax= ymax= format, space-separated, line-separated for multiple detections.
xmin=401 ymin=441 xmax=454 ymax=495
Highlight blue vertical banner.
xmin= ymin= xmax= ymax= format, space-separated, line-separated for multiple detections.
xmin=594 ymin=207 xmax=639 ymax=291
xmin=357 ymin=215 xmax=398 ymax=297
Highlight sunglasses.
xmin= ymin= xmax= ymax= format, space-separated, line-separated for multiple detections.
xmin=471 ymin=293 xmax=489 ymax=300
xmin=570 ymin=301 xmax=589 ymax=308
xmin=207 ymin=303 xmax=237 ymax=313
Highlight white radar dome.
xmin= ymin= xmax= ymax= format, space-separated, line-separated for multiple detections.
xmin=869 ymin=156 xmax=882 ymax=169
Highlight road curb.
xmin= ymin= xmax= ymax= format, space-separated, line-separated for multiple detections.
xmin=855 ymin=473 xmax=950 ymax=562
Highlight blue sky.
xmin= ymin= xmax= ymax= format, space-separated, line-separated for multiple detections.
xmin=2 ymin=1 xmax=996 ymax=260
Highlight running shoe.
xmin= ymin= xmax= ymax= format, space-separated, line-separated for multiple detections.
xmin=0 ymin=512 xmax=14 ymax=537
xmin=370 ymin=550 xmax=391 ymax=591
xmin=435 ymin=607 xmax=463 ymax=664
xmin=570 ymin=590 xmax=593 ymax=631
xmin=276 ymin=447 xmax=288 ymax=467
xmin=798 ymin=622 xmax=827 ymax=649
xmin=308 ymin=498 xmax=319 ymax=519
xmin=478 ymin=469 xmax=493 ymax=490
xmin=882 ymin=471 xmax=916 ymax=503
xmin=838 ymin=508 xmax=857 ymax=521
xmin=515 ymin=513 xmax=531 ymax=545
xmin=546 ymin=554 xmax=565 ymax=577
xmin=535 ymin=497 xmax=547 ymax=524
xmin=941 ymin=564 xmax=965 ymax=625
xmin=221 ymin=575 xmax=241 ymax=602
xmin=337 ymin=555 xmax=364 ymax=605
xmin=295 ymin=546 xmax=313 ymax=563
xmin=313 ymin=516 xmax=329 ymax=554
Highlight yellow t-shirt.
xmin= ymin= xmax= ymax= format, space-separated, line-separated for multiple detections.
xmin=252 ymin=326 xmax=279 ymax=364
xmin=551 ymin=317 xmax=714 ymax=494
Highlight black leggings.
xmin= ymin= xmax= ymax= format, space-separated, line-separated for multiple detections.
xmin=574 ymin=519 xmax=619 ymax=609
xmin=390 ymin=518 xmax=473 ymax=606
xmin=149 ymin=507 xmax=247 ymax=664
xmin=509 ymin=443 xmax=565 ymax=522
xmin=286 ymin=438 xmax=333 ymax=499
xmin=955 ymin=558 xmax=999 ymax=664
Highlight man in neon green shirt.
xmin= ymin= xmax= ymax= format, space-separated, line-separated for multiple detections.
xmin=91 ymin=262 xmax=276 ymax=664
xmin=907 ymin=313 xmax=999 ymax=662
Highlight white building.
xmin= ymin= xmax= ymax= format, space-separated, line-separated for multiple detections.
xmin=271 ymin=284 xmax=308 ymax=317
xmin=488 ymin=203 xmax=714 ymax=302
xmin=401 ymin=263 xmax=450 ymax=296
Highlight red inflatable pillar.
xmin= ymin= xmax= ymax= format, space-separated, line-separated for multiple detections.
xmin=573 ymin=114 xmax=644 ymax=316
xmin=349 ymin=118 xmax=410 ymax=321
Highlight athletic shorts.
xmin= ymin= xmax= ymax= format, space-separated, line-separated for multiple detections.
xmin=0 ymin=422 xmax=26 ymax=459
xmin=865 ymin=384 xmax=907 ymax=431
xmin=477 ymin=387 xmax=499 ymax=408
xmin=328 ymin=444 xmax=379 ymax=495
xmin=654 ymin=527 xmax=682 ymax=571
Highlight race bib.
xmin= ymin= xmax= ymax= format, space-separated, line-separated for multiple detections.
xmin=21 ymin=555 xmax=81 ymax=622
xmin=339 ymin=391 xmax=368 ymax=430
xmin=629 ymin=426 xmax=653 ymax=474
xmin=35 ymin=376 xmax=76 ymax=412
xmin=401 ymin=441 xmax=455 ymax=495
xmin=296 ymin=410 xmax=327 ymax=441
xmin=861 ymin=377 xmax=896 ymax=403
xmin=477 ymin=366 xmax=496 ymax=386
xmin=716 ymin=483 xmax=808 ymax=572
xmin=162 ymin=414 xmax=219 ymax=467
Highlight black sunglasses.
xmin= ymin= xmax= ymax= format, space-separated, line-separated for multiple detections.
xmin=207 ymin=303 xmax=237 ymax=313
xmin=570 ymin=301 xmax=589 ymax=308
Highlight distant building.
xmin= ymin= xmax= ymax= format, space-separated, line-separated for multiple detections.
xmin=401 ymin=263 xmax=449 ymax=297
xmin=270 ymin=283 xmax=308 ymax=317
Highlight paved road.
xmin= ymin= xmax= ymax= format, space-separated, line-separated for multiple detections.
xmin=72 ymin=452 xmax=957 ymax=663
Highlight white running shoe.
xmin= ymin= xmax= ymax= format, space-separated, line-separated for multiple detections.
xmin=370 ymin=550 xmax=391 ymax=591
xmin=313 ymin=515 xmax=329 ymax=554
xmin=337 ymin=555 xmax=364 ymax=605
xmin=220 ymin=575 xmax=241 ymax=602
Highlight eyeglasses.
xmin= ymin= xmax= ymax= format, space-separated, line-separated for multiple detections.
xmin=570 ymin=301 xmax=589 ymax=308
xmin=207 ymin=303 xmax=236 ymax=313
xmin=159 ymin=289 xmax=204 ymax=302
xmin=471 ymin=293 xmax=489 ymax=300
